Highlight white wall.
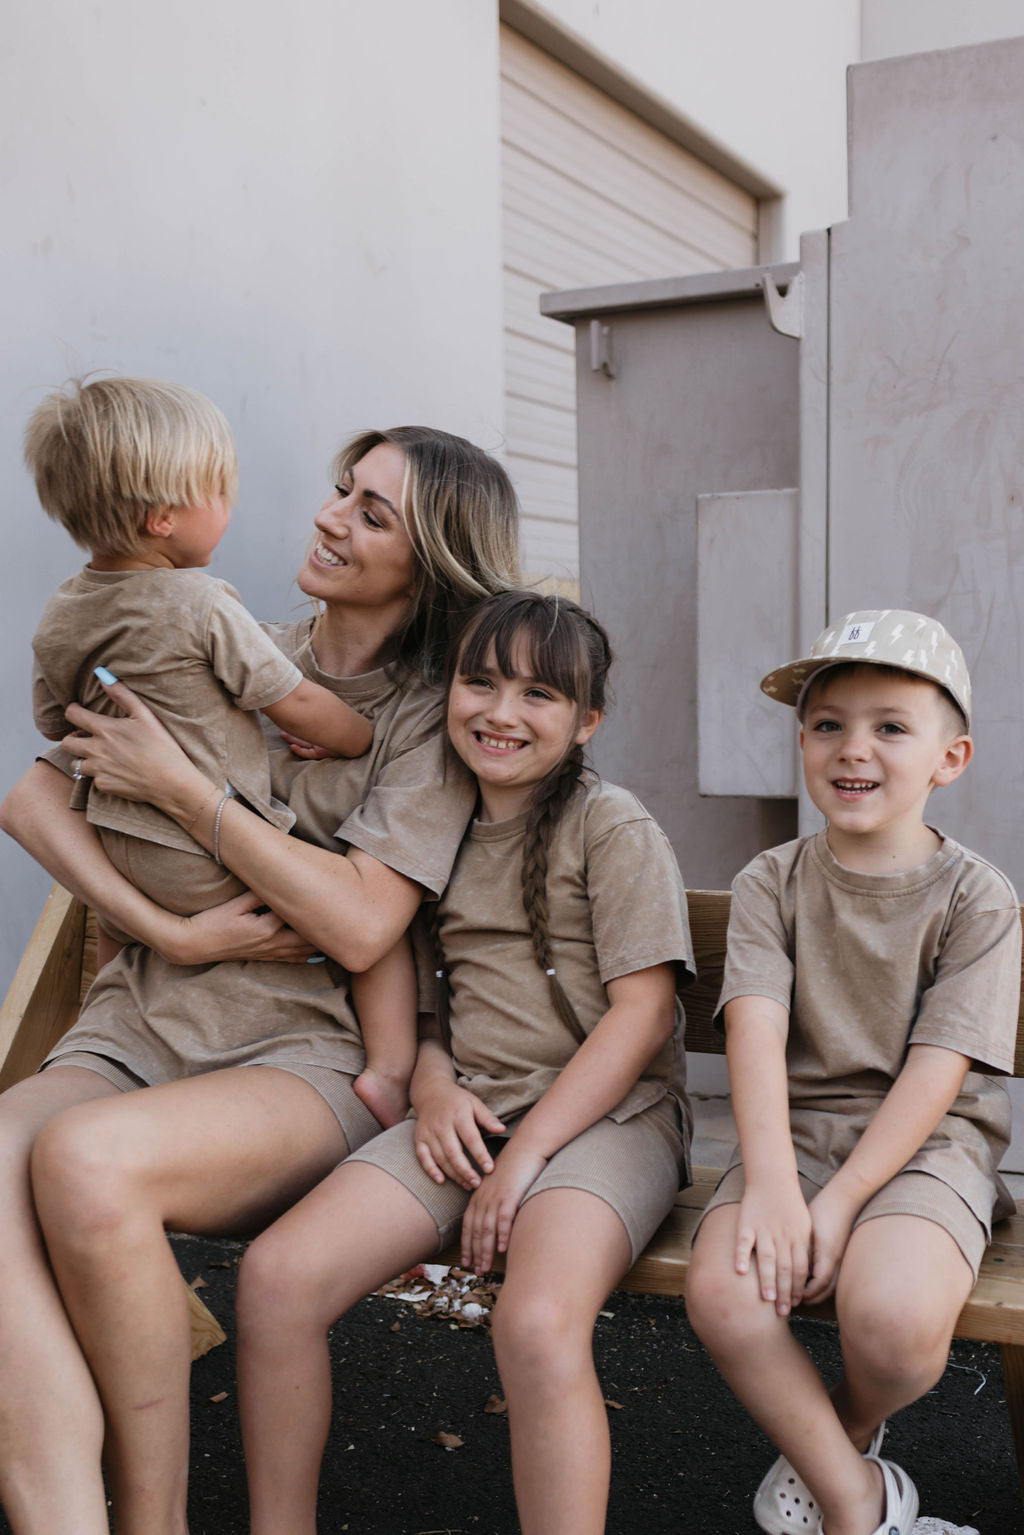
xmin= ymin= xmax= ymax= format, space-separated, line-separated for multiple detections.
xmin=862 ymin=0 xmax=1024 ymax=59
xmin=1 ymin=0 xmax=506 ymax=984
xmin=521 ymin=0 xmax=861 ymax=258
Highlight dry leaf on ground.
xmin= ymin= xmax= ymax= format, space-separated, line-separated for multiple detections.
xmin=433 ymin=1431 xmax=464 ymax=1449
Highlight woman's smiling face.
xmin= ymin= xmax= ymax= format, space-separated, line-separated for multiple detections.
xmin=299 ymin=441 xmax=416 ymax=616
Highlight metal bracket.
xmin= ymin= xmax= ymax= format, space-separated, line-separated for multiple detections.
xmin=589 ymin=319 xmax=617 ymax=377
xmin=762 ymin=269 xmax=804 ymax=339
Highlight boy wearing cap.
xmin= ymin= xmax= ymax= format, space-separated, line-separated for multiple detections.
xmin=686 ymin=610 xmax=1021 ymax=1535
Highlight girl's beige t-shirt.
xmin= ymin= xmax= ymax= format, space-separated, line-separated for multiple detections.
xmin=438 ymin=774 xmax=695 ymax=1141
xmin=45 ymin=618 xmax=476 ymax=1084
xmin=718 ymin=830 xmax=1022 ymax=1230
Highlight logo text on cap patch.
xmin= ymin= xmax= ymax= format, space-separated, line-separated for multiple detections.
xmin=838 ymin=620 xmax=875 ymax=647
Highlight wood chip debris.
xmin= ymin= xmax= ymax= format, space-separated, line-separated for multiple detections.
xmin=433 ymin=1431 xmax=464 ymax=1450
xmin=375 ymin=1264 xmax=500 ymax=1329
xmin=208 ymin=1391 xmax=229 ymax=1403
xmin=483 ymin=1394 xmax=507 ymax=1415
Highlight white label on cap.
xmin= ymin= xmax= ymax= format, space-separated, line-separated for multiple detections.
xmin=839 ymin=620 xmax=875 ymax=647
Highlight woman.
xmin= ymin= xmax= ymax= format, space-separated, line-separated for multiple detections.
xmin=0 ymin=425 xmax=517 ymax=1535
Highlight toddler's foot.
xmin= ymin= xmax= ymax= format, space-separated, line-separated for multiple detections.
xmin=354 ymin=1068 xmax=410 ymax=1130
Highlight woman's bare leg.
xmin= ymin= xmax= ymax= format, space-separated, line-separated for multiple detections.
xmin=490 ymin=1189 xmax=632 ymax=1535
xmin=0 ymin=1067 xmax=120 ymax=1535
xmin=30 ymin=1066 xmax=351 ymax=1535
xmin=236 ymin=1162 xmax=440 ymax=1535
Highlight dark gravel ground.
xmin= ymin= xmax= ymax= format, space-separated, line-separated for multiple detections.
xmin=4 ymin=1232 xmax=1020 ymax=1533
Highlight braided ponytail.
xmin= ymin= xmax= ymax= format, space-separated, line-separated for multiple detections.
xmin=443 ymin=590 xmax=613 ymax=1039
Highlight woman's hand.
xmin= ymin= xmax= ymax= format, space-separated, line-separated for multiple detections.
xmin=734 ymin=1178 xmax=811 ymax=1317
xmin=460 ymin=1141 xmax=548 ymax=1273
xmin=413 ymin=1080 xmax=506 ymax=1192
xmin=158 ymin=890 xmax=319 ymax=967
xmin=63 ymin=676 xmax=209 ymax=816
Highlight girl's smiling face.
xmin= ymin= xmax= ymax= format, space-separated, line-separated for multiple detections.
xmin=448 ymin=636 xmax=601 ymax=822
xmin=800 ymin=665 xmax=971 ymax=872
xmin=298 ymin=441 xmax=416 ymax=618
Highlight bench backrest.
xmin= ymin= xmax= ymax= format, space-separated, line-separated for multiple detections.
xmin=683 ymin=890 xmax=1024 ymax=1077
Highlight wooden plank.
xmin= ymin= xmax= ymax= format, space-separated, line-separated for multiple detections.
xmin=0 ymin=884 xmax=85 ymax=1092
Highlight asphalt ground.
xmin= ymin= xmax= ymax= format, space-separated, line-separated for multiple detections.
xmin=4 ymin=1229 xmax=1016 ymax=1535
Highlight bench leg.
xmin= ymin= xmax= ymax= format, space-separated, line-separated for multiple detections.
xmin=1001 ymin=1342 xmax=1024 ymax=1503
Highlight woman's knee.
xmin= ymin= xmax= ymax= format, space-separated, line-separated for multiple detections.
xmin=30 ymin=1101 xmax=145 ymax=1244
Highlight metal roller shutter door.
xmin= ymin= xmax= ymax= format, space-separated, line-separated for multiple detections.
xmin=501 ymin=24 xmax=760 ymax=580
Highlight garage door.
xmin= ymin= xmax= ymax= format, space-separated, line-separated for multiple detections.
xmin=501 ymin=24 xmax=760 ymax=581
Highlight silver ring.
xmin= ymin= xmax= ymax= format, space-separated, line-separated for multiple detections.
xmin=71 ymin=757 xmax=84 ymax=781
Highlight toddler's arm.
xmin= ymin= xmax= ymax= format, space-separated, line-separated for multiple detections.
xmin=725 ymin=994 xmax=811 ymax=1317
xmin=262 ymin=678 xmax=372 ymax=759
xmin=804 ymin=1041 xmax=971 ymax=1302
xmin=351 ymin=932 xmax=418 ymax=1129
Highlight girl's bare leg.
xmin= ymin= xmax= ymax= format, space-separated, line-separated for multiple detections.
xmin=29 ymin=1066 xmax=351 ymax=1535
xmin=687 ymin=1205 xmax=884 ymax=1535
xmin=0 ymin=1067 xmax=120 ymax=1535
xmin=236 ymin=1162 xmax=439 ymax=1535
xmin=832 ymin=1214 xmax=972 ymax=1448
xmin=490 ymin=1189 xmax=632 ymax=1535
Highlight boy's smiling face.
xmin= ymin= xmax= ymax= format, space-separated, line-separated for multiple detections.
xmin=799 ymin=664 xmax=972 ymax=873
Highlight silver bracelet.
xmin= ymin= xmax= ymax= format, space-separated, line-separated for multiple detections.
xmin=212 ymin=793 xmax=231 ymax=865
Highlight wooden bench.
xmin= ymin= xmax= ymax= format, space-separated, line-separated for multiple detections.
xmin=3 ymin=884 xmax=1024 ymax=1495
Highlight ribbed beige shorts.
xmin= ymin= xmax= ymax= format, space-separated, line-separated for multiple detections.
xmin=347 ymin=1093 xmax=688 ymax=1261
xmin=701 ymin=1163 xmax=987 ymax=1278
xmin=43 ymin=1052 xmax=382 ymax=1156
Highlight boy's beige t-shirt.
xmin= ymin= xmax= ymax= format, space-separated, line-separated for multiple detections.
xmin=45 ymin=619 xmax=477 ymax=1084
xmin=438 ymin=774 xmax=695 ymax=1148
xmin=719 ymin=830 xmax=1022 ymax=1232
xmin=33 ymin=567 xmax=302 ymax=849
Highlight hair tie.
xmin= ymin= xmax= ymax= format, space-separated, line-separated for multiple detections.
xmin=435 ymin=969 xmax=445 ymax=979
xmin=546 ymin=968 xmax=556 ymax=976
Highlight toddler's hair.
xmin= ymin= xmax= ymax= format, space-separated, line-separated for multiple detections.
xmin=24 ymin=375 xmax=238 ymax=556
xmin=435 ymin=589 xmax=612 ymax=1041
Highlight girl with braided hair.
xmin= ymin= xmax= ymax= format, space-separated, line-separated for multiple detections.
xmin=235 ymin=590 xmax=695 ymax=1535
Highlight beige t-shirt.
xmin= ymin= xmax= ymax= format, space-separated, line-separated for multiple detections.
xmin=719 ymin=830 xmax=1022 ymax=1230
xmin=33 ymin=567 xmax=301 ymax=851
xmin=45 ymin=621 xmax=477 ymax=1083
xmin=438 ymin=773 xmax=695 ymax=1140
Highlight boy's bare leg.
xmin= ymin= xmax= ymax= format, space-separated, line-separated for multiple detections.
xmin=236 ymin=1162 xmax=439 ymax=1535
xmin=29 ymin=1066 xmax=350 ymax=1535
xmin=491 ymin=1189 xmax=632 ymax=1535
xmin=0 ymin=1067 xmax=121 ymax=1535
xmin=687 ymin=1205 xmax=886 ymax=1535
xmin=832 ymin=1213 xmax=973 ymax=1446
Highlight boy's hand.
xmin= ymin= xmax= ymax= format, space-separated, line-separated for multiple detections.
xmin=460 ymin=1141 xmax=548 ymax=1273
xmin=277 ymin=730 xmax=337 ymax=761
xmin=413 ymin=1083 xmax=506 ymax=1191
xmin=803 ymin=1182 xmax=859 ymax=1303
xmin=735 ymin=1180 xmax=811 ymax=1317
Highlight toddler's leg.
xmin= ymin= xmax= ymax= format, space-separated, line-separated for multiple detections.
xmin=687 ymin=1204 xmax=886 ymax=1535
xmin=352 ymin=938 xmax=418 ymax=1129
xmin=832 ymin=1214 xmax=973 ymax=1448
xmin=490 ymin=1188 xmax=632 ymax=1535
xmin=237 ymin=1161 xmax=440 ymax=1535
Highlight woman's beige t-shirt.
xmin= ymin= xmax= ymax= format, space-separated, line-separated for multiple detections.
xmin=719 ymin=830 xmax=1022 ymax=1230
xmin=438 ymin=774 xmax=695 ymax=1153
xmin=45 ymin=618 xmax=476 ymax=1083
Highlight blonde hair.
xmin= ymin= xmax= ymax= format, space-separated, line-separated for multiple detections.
xmin=331 ymin=427 xmax=519 ymax=682
xmin=24 ymin=376 xmax=238 ymax=556
xmin=434 ymin=591 xmax=613 ymax=1043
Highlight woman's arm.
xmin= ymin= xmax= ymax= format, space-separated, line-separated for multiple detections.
xmin=0 ymin=762 xmax=316 ymax=966
xmin=63 ymin=679 xmax=424 ymax=970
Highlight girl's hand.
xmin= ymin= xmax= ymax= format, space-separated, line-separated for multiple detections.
xmin=64 ymin=676 xmax=203 ymax=813
xmin=159 ymin=891 xmax=318 ymax=967
xmin=460 ymin=1141 xmax=548 ymax=1273
xmin=413 ymin=1083 xmax=506 ymax=1191
xmin=803 ymin=1182 xmax=859 ymax=1304
xmin=735 ymin=1180 xmax=811 ymax=1317
xmin=277 ymin=730 xmax=337 ymax=762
